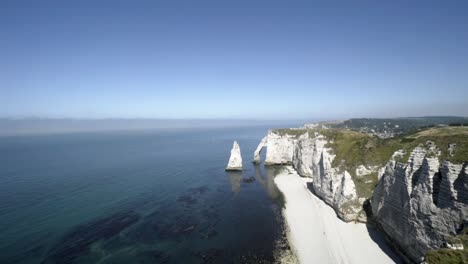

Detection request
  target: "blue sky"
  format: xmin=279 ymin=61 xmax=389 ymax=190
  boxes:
xmin=1 ymin=0 xmax=468 ymax=119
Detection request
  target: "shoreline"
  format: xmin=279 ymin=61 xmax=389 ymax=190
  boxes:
xmin=274 ymin=166 xmax=400 ymax=264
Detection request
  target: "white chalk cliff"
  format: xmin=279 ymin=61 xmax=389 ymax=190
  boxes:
xmin=226 ymin=141 xmax=243 ymax=171
xmin=254 ymin=129 xmax=468 ymax=262
xmin=371 ymin=144 xmax=468 ymax=262
xmin=254 ymin=130 xmax=363 ymax=221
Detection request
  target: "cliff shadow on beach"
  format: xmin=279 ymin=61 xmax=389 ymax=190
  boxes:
xmin=365 ymin=224 xmax=405 ymax=264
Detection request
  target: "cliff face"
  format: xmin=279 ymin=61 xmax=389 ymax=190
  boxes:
xmin=371 ymin=145 xmax=468 ymax=262
xmin=293 ymin=134 xmax=365 ymax=221
xmin=256 ymin=130 xmax=364 ymax=221
xmin=264 ymin=131 xmax=302 ymax=165
xmin=256 ymin=128 xmax=468 ymax=262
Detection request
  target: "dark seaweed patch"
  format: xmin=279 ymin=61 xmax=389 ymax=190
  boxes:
xmin=141 ymin=209 xmax=199 ymax=240
xmin=177 ymin=194 xmax=198 ymax=207
xmin=202 ymin=208 xmax=221 ymax=225
xmin=187 ymin=185 xmax=210 ymax=195
xmin=42 ymin=211 xmax=139 ymax=264
xmin=202 ymin=229 xmax=218 ymax=239
xmin=198 ymin=222 xmax=219 ymax=240
xmin=176 ymin=185 xmax=210 ymax=208
xmin=150 ymin=250 xmax=171 ymax=263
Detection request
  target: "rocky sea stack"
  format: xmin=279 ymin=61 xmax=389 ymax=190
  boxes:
xmin=226 ymin=141 xmax=243 ymax=171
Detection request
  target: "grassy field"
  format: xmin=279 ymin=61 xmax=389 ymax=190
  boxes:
xmin=403 ymin=127 xmax=468 ymax=163
xmin=273 ymin=128 xmax=309 ymax=138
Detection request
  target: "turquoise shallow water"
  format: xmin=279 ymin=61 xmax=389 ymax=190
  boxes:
xmin=0 ymin=125 xmax=295 ymax=264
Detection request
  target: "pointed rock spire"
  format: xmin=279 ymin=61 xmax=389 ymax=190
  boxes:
xmin=226 ymin=141 xmax=243 ymax=171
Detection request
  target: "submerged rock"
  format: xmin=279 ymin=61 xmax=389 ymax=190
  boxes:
xmin=226 ymin=141 xmax=243 ymax=171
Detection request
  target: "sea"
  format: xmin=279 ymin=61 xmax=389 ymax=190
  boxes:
xmin=0 ymin=124 xmax=299 ymax=264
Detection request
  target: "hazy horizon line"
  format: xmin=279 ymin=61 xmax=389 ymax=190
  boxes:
xmin=1 ymin=115 xmax=467 ymax=121
xmin=1 ymin=116 xmax=467 ymax=136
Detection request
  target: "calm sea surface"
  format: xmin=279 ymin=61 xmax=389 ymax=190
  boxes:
xmin=0 ymin=125 xmax=297 ymax=264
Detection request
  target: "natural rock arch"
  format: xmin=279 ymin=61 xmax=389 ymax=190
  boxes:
xmin=253 ymin=136 xmax=267 ymax=164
